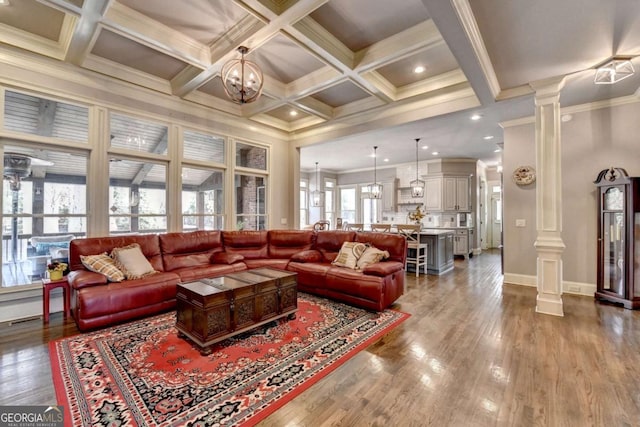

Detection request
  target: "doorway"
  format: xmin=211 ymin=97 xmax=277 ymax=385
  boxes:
xmin=489 ymin=184 xmax=502 ymax=248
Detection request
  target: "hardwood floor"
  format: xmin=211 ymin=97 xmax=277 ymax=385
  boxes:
xmin=1 ymin=250 xmax=639 ymax=426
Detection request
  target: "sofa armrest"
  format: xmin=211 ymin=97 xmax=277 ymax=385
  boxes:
xmin=68 ymin=270 xmax=108 ymax=290
xmin=362 ymin=261 xmax=404 ymax=277
xmin=211 ymin=251 xmax=244 ymax=265
xmin=290 ymin=249 xmax=323 ymax=263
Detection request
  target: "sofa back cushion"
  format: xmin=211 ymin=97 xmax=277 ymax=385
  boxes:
xmin=355 ymin=232 xmax=407 ymax=264
xmin=314 ymin=231 xmax=356 ymax=263
xmin=69 ymin=234 xmax=163 ymax=272
xmin=268 ymin=230 xmax=314 ymax=259
xmin=159 ymin=230 xmax=224 ymax=271
xmin=222 ymin=231 xmax=268 ymax=259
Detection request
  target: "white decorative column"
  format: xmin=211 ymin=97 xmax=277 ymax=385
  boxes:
xmin=530 ymin=77 xmax=566 ymax=316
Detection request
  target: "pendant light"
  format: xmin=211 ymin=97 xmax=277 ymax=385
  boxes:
xmin=366 ymin=146 xmax=383 ymax=199
xmin=221 ymin=46 xmax=264 ymax=104
xmin=311 ymin=162 xmax=324 ymax=207
xmin=410 ymin=138 xmax=425 ymax=198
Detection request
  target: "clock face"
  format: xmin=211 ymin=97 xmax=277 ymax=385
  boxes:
xmin=512 ymin=166 xmax=536 ymax=186
xmin=604 ymin=187 xmax=624 ymax=210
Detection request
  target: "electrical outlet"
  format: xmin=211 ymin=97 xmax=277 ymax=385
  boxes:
xmin=515 ymin=219 xmax=526 ymax=227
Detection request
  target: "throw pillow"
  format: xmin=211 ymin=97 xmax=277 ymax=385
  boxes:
xmin=332 ymin=241 xmax=367 ymax=269
xmin=356 ymin=246 xmax=390 ymax=269
xmin=111 ymin=243 xmax=157 ymax=280
xmin=80 ymin=253 xmax=125 ymax=282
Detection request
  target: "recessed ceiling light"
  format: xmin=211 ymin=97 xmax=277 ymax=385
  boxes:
xmin=0 ymin=0 xmax=10 ymax=6
xmin=432 ymin=151 xmax=439 ymax=156
xmin=421 ymin=145 xmax=429 ymax=150
xmin=289 ymin=110 xmax=298 ymax=116
xmin=483 ymin=135 xmax=494 ymax=140
xmin=494 ymin=149 xmax=501 ymax=153
xmin=471 ymin=114 xmax=482 ymax=121
xmin=383 ymin=158 xmax=389 ymax=162
xmin=414 ymin=66 xmax=425 ymax=74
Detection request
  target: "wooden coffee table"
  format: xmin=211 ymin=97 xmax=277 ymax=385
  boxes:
xmin=175 ymin=268 xmax=298 ymax=355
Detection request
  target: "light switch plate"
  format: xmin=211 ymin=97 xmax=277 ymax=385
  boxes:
xmin=515 ymin=219 xmax=526 ymax=227
xmin=280 ymin=218 xmax=287 ymax=225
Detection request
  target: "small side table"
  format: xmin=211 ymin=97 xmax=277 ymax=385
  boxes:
xmin=42 ymin=277 xmax=70 ymax=323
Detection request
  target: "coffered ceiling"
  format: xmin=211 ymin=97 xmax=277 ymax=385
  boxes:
xmin=1 ymin=0 xmax=639 ymax=172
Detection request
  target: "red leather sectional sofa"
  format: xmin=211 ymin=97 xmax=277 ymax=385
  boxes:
xmin=68 ymin=229 xmax=407 ymax=331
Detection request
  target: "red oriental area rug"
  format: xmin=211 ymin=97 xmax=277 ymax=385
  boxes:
xmin=50 ymin=293 xmax=409 ymax=426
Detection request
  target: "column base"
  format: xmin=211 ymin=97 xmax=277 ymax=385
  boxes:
xmin=535 ymin=294 xmax=564 ymax=317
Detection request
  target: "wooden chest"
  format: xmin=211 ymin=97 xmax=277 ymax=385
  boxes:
xmin=176 ymin=268 xmax=297 ymax=354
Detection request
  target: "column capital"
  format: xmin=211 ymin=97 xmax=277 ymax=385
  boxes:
xmin=530 ymin=75 xmax=567 ymax=103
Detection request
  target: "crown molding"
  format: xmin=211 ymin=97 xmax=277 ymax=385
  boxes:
xmin=396 ymin=68 xmax=467 ymax=100
xmin=83 ymin=54 xmax=173 ymax=95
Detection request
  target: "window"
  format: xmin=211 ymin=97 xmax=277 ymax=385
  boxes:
xmin=236 ymin=142 xmax=267 ymax=170
xmin=183 ymin=130 xmax=225 ymax=163
xmin=324 ymin=179 xmax=335 ymax=229
xmin=110 ymin=113 xmax=168 ymax=155
xmin=339 ymin=187 xmax=356 ymax=224
xmin=182 ymin=167 xmax=224 ymax=230
xmin=109 ymin=159 xmax=166 ymax=234
xmin=235 ymin=174 xmax=267 ymax=230
xmin=4 ymin=90 xmax=89 ymax=143
xmin=1 ymin=146 xmax=88 ymax=287
xmin=300 ymin=179 xmax=308 ymax=229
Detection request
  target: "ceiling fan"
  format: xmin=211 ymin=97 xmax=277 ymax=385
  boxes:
xmin=3 ymin=152 xmax=54 ymax=191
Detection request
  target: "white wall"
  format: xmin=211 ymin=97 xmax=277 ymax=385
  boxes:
xmin=503 ymin=99 xmax=640 ymax=293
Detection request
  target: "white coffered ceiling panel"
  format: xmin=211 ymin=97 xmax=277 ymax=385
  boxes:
xmin=1 ymin=0 xmax=639 ymax=171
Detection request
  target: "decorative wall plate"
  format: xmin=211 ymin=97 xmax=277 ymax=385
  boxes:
xmin=512 ymin=166 xmax=536 ymax=186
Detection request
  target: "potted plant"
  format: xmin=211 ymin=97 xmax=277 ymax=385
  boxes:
xmin=47 ymin=261 xmax=67 ymax=281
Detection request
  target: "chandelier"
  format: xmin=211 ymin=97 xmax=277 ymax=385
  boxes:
xmin=366 ymin=146 xmax=383 ymax=199
xmin=311 ymin=162 xmax=324 ymax=207
xmin=221 ymin=46 xmax=264 ymax=104
xmin=410 ymin=138 xmax=425 ymax=198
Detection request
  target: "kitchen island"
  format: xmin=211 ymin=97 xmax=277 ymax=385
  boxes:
xmin=420 ymin=229 xmax=455 ymax=275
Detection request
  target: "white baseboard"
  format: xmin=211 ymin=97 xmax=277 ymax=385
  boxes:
xmin=503 ymin=273 xmax=596 ymax=296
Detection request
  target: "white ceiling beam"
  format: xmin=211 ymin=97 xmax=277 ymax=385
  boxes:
xmin=354 ymin=20 xmax=444 ymax=73
xmin=64 ymin=0 xmax=111 ymax=65
xmin=450 ymin=0 xmax=501 ymax=99
xmin=291 ymin=96 xmax=333 ymax=120
xmin=103 ymin=1 xmax=212 ymax=67
xmin=0 ymin=23 xmax=65 ymax=60
xmin=171 ymin=0 xmax=328 ymax=98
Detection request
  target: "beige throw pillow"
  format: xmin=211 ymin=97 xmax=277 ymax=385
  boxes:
xmin=111 ymin=243 xmax=157 ymax=280
xmin=332 ymin=241 xmax=367 ymax=269
xmin=81 ymin=253 xmax=125 ymax=282
xmin=356 ymin=246 xmax=390 ymax=269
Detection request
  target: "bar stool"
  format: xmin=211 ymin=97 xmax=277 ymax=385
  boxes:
xmin=397 ymin=224 xmax=427 ymax=277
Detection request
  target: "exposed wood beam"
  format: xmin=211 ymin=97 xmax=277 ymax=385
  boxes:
xmin=36 ymin=99 xmax=58 ymax=137
xmin=132 ymin=129 xmax=168 ymax=185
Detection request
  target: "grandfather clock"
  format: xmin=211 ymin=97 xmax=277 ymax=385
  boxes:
xmin=594 ymin=167 xmax=640 ymax=309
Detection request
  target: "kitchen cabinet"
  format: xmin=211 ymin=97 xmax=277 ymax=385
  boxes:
xmin=424 ymin=175 xmax=470 ymax=212
xmin=424 ymin=177 xmax=442 ymax=211
xmin=382 ymin=178 xmax=398 ymax=211
xmin=420 ymin=230 xmax=454 ymax=275
xmin=450 ymin=228 xmax=474 ymax=258
xmin=443 ymin=177 xmax=470 ymax=211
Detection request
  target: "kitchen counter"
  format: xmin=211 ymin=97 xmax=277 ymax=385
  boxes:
xmin=390 ymin=228 xmax=454 ymax=275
